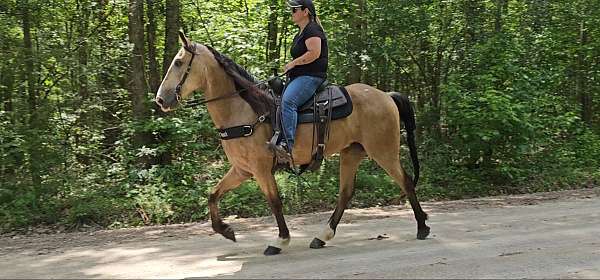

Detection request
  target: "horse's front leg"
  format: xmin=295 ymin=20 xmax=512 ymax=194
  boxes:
xmin=208 ymin=167 xmax=251 ymax=242
xmin=254 ymin=172 xmax=290 ymax=256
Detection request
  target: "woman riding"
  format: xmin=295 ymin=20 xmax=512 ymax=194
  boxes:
xmin=276 ymin=0 xmax=329 ymax=164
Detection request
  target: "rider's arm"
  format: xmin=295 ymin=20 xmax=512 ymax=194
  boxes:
xmin=285 ymin=37 xmax=321 ymax=71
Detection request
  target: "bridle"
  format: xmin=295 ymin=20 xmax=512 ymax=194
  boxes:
xmin=173 ymin=44 xmax=286 ymax=108
xmin=173 ymin=45 xmax=198 ymax=103
xmin=173 ymin=45 xmax=241 ymax=106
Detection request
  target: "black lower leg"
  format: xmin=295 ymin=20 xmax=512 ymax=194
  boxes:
xmin=310 ymin=194 xmax=352 ymax=249
xmin=272 ymin=200 xmax=290 ymax=240
xmin=328 ymin=206 xmax=345 ymax=233
xmin=407 ymin=191 xmax=429 ymax=240
xmin=402 ymin=172 xmax=429 ymax=239
xmin=264 ymin=196 xmax=290 ymax=256
xmin=310 ymin=145 xmax=362 ymax=249
xmin=209 ymin=194 xmax=236 ymax=242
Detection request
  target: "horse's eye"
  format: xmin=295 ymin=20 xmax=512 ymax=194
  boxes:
xmin=174 ymin=60 xmax=182 ymax=67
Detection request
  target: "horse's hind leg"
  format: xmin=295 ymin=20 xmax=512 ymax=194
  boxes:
xmin=371 ymin=154 xmax=430 ymax=240
xmin=310 ymin=143 xmax=366 ymax=249
xmin=208 ymin=167 xmax=251 ymax=242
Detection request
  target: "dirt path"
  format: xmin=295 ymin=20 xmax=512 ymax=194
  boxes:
xmin=1 ymin=188 xmax=599 ymax=279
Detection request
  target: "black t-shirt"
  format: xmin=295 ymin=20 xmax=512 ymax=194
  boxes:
xmin=289 ymin=21 xmax=328 ymax=80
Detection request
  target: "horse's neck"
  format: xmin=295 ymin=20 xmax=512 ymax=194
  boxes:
xmin=204 ymin=71 xmax=256 ymax=129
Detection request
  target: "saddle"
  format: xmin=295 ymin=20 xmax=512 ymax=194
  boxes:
xmin=267 ymin=77 xmax=353 ymax=173
xmin=297 ymin=82 xmax=353 ymax=123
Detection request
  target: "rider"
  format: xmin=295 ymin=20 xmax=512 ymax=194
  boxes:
xmin=277 ymin=0 xmax=329 ymax=163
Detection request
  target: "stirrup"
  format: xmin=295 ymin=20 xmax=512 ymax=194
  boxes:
xmin=266 ymin=142 xmax=293 ymax=164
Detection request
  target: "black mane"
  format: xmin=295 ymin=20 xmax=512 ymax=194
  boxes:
xmin=204 ymin=45 xmax=274 ymax=115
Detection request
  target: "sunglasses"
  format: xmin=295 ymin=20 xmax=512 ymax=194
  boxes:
xmin=290 ymin=7 xmax=303 ymax=13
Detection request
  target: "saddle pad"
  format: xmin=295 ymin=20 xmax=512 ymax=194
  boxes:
xmin=297 ymin=86 xmax=353 ymax=124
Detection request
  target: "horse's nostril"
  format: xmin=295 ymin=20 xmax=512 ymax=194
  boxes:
xmin=156 ymin=96 xmax=164 ymax=106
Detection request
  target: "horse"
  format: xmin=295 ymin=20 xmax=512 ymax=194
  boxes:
xmin=155 ymin=31 xmax=430 ymax=255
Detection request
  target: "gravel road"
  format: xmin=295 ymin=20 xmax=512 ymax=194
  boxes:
xmin=1 ymin=187 xmax=599 ymax=279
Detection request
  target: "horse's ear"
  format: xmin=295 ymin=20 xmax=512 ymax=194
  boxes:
xmin=178 ymin=30 xmax=191 ymax=48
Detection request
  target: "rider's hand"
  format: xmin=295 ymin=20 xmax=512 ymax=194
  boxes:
xmin=283 ymin=61 xmax=296 ymax=73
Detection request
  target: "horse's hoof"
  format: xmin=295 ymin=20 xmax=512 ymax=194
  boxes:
xmin=221 ymin=224 xmax=236 ymax=242
xmin=417 ymin=225 xmax=430 ymax=240
xmin=309 ymin=238 xmax=326 ymax=249
xmin=264 ymin=246 xmax=282 ymax=256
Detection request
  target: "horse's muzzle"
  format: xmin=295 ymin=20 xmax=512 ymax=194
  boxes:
xmin=155 ymin=96 xmax=169 ymax=111
xmin=155 ymin=94 xmax=177 ymax=112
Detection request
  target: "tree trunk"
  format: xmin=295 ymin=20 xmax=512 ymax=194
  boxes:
xmin=77 ymin=0 xmax=90 ymax=101
xmin=462 ymin=0 xmax=484 ymax=70
xmin=128 ymin=0 xmax=152 ymax=157
xmin=21 ymin=0 xmax=43 ymax=196
xmin=279 ymin=15 xmax=289 ymax=64
xmin=22 ymin=3 xmax=36 ymax=112
xmin=346 ymin=0 xmax=366 ymax=83
xmin=429 ymin=49 xmax=442 ymax=139
xmin=96 ymin=0 xmax=120 ymax=153
xmin=144 ymin=0 xmax=173 ymax=165
xmin=464 ymin=0 xmax=480 ymax=49
xmin=494 ymin=0 xmax=507 ymax=33
xmin=577 ymin=21 xmax=592 ymax=126
xmin=163 ymin=0 xmax=180 ymax=75
xmin=529 ymin=0 xmax=550 ymax=34
xmin=0 ymin=45 xmax=16 ymax=184
xmin=145 ymin=0 xmax=161 ymax=93
xmin=266 ymin=0 xmax=279 ymax=68
xmin=74 ymin=0 xmax=91 ymax=163
xmin=1 ymin=64 xmax=14 ymax=113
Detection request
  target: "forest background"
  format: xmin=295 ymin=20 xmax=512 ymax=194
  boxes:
xmin=1 ymin=0 xmax=599 ymax=231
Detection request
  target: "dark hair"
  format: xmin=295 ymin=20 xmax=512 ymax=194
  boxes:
xmin=204 ymin=45 xmax=274 ymax=115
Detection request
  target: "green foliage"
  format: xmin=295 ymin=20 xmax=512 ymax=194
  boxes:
xmin=444 ymin=41 xmax=538 ymax=171
xmin=1 ymin=0 xmax=599 ymax=232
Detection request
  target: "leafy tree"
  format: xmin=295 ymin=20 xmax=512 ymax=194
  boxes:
xmin=0 ymin=0 xmax=598 ymax=231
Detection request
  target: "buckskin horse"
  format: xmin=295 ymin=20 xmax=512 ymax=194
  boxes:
xmin=154 ymin=32 xmax=430 ymax=255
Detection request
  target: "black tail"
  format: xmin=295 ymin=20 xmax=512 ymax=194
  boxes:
xmin=389 ymin=92 xmax=420 ymax=186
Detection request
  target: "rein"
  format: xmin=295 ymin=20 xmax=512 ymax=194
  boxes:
xmin=183 ymin=76 xmax=286 ymax=108
xmin=183 ymin=89 xmax=242 ymax=108
xmin=177 ymin=44 xmax=288 ymax=109
xmin=184 ymin=74 xmax=285 ymax=109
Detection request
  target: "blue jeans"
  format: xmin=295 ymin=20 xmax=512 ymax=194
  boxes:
xmin=281 ymin=75 xmax=325 ymax=150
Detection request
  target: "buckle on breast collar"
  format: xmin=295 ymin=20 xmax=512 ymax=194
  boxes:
xmin=243 ymin=125 xmax=254 ymax=137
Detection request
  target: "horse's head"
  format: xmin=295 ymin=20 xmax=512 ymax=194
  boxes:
xmin=155 ymin=31 xmax=210 ymax=112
